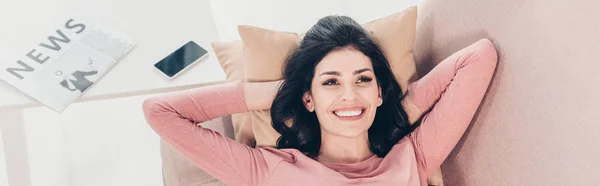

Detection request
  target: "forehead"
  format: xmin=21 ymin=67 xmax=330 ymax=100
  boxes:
xmin=314 ymin=47 xmax=373 ymax=74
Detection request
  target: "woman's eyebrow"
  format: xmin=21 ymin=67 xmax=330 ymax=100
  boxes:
xmin=319 ymin=71 xmax=340 ymax=76
xmin=353 ymin=68 xmax=372 ymax=75
xmin=319 ymin=68 xmax=372 ymax=76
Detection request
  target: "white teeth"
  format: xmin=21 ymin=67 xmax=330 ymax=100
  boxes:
xmin=334 ymin=110 xmax=363 ymax=117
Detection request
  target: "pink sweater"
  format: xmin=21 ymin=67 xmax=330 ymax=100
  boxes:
xmin=142 ymin=39 xmax=497 ymax=186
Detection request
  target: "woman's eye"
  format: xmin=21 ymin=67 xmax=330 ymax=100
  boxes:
xmin=357 ymin=76 xmax=373 ymax=83
xmin=322 ymin=79 xmax=338 ymax=86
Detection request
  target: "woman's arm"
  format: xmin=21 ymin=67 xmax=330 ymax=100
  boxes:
xmin=244 ymin=80 xmax=284 ymax=111
xmin=142 ymin=80 xmax=280 ymax=185
xmin=406 ymin=39 xmax=498 ymax=176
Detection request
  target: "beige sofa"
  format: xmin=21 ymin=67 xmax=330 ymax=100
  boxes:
xmin=160 ymin=0 xmax=600 ymax=185
xmin=414 ymin=0 xmax=600 ymax=185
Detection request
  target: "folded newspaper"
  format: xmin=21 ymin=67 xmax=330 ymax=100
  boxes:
xmin=0 ymin=19 xmax=135 ymax=112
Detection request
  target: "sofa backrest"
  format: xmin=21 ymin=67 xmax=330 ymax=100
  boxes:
xmin=414 ymin=0 xmax=600 ymax=185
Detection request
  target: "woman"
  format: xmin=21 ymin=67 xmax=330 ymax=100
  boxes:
xmin=143 ymin=15 xmax=497 ymax=185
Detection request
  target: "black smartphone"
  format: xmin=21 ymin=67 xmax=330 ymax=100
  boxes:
xmin=154 ymin=41 xmax=208 ymax=79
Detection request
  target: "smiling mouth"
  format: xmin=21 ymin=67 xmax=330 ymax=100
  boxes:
xmin=331 ymin=108 xmax=366 ymax=121
xmin=333 ymin=109 xmax=364 ymax=117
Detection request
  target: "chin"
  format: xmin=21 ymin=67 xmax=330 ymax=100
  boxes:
xmin=324 ymin=125 xmax=370 ymax=138
xmin=340 ymin=131 xmax=367 ymax=138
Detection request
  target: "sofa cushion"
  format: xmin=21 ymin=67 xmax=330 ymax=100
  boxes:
xmin=212 ymin=41 xmax=256 ymax=147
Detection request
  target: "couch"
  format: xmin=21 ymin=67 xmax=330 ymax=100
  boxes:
xmin=160 ymin=0 xmax=600 ymax=185
xmin=414 ymin=0 xmax=600 ymax=185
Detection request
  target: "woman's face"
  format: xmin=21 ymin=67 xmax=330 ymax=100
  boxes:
xmin=303 ymin=47 xmax=382 ymax=138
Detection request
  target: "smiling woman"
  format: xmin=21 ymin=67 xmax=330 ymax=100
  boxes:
xmin=142 ymin=15 xmax=498 ymax=186
xmin=271 ymin=15 xmax=413 ymax=161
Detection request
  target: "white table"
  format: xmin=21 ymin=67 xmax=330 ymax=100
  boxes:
xmin=0 ymin=0 xmax=226 ymax=110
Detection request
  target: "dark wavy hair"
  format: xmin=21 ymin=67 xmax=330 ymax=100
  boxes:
xmin=270 ymin=15 xmax=418 ymax=158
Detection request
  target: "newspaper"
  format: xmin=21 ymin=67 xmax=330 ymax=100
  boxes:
xmin=0 ymin=19 xmax=135 ymax=112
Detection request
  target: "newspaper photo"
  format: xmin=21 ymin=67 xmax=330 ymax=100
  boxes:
xmin=0 ymin=19 xmax=135 ymax=112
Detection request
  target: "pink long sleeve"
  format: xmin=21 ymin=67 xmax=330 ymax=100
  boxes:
xmin=142 ymin=81 xmax=274 ymax=186
xmin=407 ymin=39 xmax=498 ymax=177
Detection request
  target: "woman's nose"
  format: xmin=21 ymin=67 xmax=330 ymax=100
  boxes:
xmin=340 ymin=84 xmax=358 ymax=101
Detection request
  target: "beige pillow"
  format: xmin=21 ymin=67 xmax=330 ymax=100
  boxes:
xmin=239 ymin=6 xmax=419 ymax=147
xmin=211 ymin=41 xmax=256 ymax=147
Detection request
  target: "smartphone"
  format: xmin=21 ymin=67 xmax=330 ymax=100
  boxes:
xmin=154 ymin=41 xmax=208 ymax=79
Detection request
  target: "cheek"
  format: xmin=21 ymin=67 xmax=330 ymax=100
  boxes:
xmin=359 ymin=85 xmax=381 ymax=105
xmin=311 ymin=88 xmax=336 ymax=110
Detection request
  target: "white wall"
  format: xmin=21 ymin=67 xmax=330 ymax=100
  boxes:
xmin=209 ymin=0 xmax=419 ymax=41
xmin=0 ymin=131 xmax=9 ymax=186
xmin=22 ymin=109 xmax=65 ymax=186
xmin=209 ymin=0 xmax=345 ymax=41
xmin=22 ymin=94 xmax=162 ymax=186
xmin=342 ymin=0 xmax=420 ymax=23
xmin=0 ymin=110 xmax=32 ymax=186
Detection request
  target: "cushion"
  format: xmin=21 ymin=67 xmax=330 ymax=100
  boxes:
xmin=414 ymin=0 xmax=600 ymax=185
xmin=211 ymin=41 xmax=256 ymax=147
xmin=238 ymin=6 xmax=418 ymax=147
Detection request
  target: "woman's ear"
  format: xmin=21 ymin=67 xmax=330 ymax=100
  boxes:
xmin=377 ymin=87 xmax=383 ymax=107
xmin=303 ymin=92 xmax=315 ymax=112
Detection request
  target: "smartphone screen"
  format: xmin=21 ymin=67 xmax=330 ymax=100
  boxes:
xmin=154 ymin=41 xmax=208 ymax=78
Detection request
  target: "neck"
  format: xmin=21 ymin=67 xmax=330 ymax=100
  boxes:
xmin=317 ymin=131 xmax=374 ymax=164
